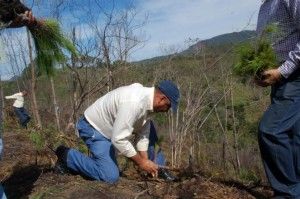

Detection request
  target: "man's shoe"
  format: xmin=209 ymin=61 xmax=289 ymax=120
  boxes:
xmin=54 ymin=162 xmax=71 ymax=175
xmin=55 ymin=145 xmax=69 ymax=162
xmin=54 ymin=145 xmax=71 ymax=175
xmin=158 ymin=168 xmax=178 ymax=182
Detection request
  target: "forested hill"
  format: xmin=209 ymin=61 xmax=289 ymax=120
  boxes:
xmin=138 ymin=30 xmax=256 ymax=63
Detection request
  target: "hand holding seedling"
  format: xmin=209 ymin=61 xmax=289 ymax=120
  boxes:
xmin=254 ymin=68 xmax=282 ymax=87
xmin=9 ymin=11 xmax=40 ymax=28
xmin=233 ymin=24 xmax=280 ymax=82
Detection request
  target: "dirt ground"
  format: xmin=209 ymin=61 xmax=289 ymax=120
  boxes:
xmin=0 ymin=130 xmax=273 ymax=199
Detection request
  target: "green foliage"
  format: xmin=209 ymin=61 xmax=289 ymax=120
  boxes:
xmin=233 ymin=24 xmax=278 ymax=78
xmin=233 ymin=40 xmax=277 ymax=78
xmin=264 ymin=23 xmax=280 ymax=35
xmin=31 ymin=192 xmax=45 ymax=199
xmin=238 ymin=167 xmax=260 ymax=183
xmin=157 ymin=135 xmax=164 ymax=146
xmin=153 ymin=113 xmax=168 ymax=125
xmin=29 ymin=19 xmax=78 ymax=76
xmin=29 ymin=131 xmax=45 ymax=151
xmin=78 ymin=140 xmax=88 ymax=154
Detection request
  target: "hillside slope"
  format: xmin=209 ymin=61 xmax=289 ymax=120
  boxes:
xmin=0 ymin=129 xmax=272 ymax=199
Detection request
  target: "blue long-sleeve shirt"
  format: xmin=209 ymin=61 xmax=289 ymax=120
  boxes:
xmin=257 ymin=0 xmax=300 ymax=78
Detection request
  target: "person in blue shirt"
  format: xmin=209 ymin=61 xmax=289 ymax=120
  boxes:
xmin=255 ymin=0 xmax=300 ymax=197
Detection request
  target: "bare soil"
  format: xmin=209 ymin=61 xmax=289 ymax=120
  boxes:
xmin=0 ymin=130 xmax=273 ymax=199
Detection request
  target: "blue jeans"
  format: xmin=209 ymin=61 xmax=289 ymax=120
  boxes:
xmin=14 ymin=107 xmax=30 ymax=128
xmin=0 ymin=185 xmax=6 ymax=199
xmin=147 ymin=120 xmax=165 ymax=166
xmin=67 ymin=117 xmax=166 ymax=183
xmin=259 ymin=73 xmax=300 ymax=198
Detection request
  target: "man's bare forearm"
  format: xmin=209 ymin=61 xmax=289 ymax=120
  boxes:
xmin=130 ymin=153 xmax=145 ymax=166
xmin=138 ymin=151 xmax=148 ymax=160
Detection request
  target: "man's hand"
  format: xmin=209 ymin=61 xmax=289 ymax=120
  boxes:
xmin=137 ymin=159 xmax=158 ymax=177
xmin=9 ymin=11 xmax=39 ymax=28
xmin=130 ymin=153 xmax=158 ymax=177
xmin=254 ymin=68 xmax=282 ymax=87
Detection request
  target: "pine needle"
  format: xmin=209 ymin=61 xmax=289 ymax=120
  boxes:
xmin=233 ymin=40 xmax=277 ymax=78
xmin=233 ymin=24 xmax=279 ymax=79
xmin=29 ymin=19 xmax=77 ymax=76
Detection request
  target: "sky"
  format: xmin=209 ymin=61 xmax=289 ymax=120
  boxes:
xmin=0 ymin=0 xmax=261 ymax=80
xmin=133 ymin=0 xmax=261 ymax=60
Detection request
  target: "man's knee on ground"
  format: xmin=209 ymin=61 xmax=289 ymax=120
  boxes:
xmin=92 ymin=164 xmax=120 ymax=183
xmin=105 ymin=172 xmax=119 ymax=184
xmin=95 ymin=169 xmax=119 ymax=184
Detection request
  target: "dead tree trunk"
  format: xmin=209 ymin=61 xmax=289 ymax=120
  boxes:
xmin=65 ymin=27 xmax=78 ymax=132
xmin=50 ymin=77 xmax=61 ymax=131
xmin=0 ymin=76 xmax=4 ymax=122
xmin=27 ymin=29 xmax=42 ymax=128
xmin=230 ymin=78 xmax=241 ymax=173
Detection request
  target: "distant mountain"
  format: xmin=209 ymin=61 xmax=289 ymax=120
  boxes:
xmin=181 ymin=30 xmax=256 ymax=55
xmin=136 ymin=30 xmax=256 ymax=64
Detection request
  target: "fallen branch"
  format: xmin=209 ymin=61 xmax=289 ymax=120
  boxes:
xmin=134 ymin=189 xmax=149 ymax=199
xmin=158 ymin=165 xmax=181 ymax=172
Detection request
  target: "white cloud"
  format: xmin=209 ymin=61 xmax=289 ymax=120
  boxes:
xmin=131 ymin=0 xmax=261 ymax=61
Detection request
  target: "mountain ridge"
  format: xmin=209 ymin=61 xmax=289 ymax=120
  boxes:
xmin=136 ymin=30 xmax=256 ymax=64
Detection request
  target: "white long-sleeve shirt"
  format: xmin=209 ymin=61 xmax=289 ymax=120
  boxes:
xmin=84 ymin=83 xmax=154 ymax=158
xmin=5 ymin=92 xmax=24 ymax=108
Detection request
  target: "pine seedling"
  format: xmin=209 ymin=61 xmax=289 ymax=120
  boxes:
xmin=29 ymin=19 xmax=78 ymax=76
xmin=233 ymin=24 xmax=278 ymax=79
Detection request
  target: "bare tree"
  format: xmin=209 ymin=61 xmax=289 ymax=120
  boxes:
xmin=46 ymin=0 xmax=70 ymax=131
xmin=65 ymin=26 xmax=107 ymax=131
xmin=64 ymin=0 xmax=147 ymax=130
xmin=26 ymin=29 xmax=42 ymax=128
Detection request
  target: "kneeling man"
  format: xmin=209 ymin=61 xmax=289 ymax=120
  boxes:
xmin=56 ymin=80 xmax=179 ymax=183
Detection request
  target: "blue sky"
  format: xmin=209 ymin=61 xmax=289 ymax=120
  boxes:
xmin=0 ymin=0 xmax=261 ymax=80
xmin=133 ymin=0 xmax=260 ymax=60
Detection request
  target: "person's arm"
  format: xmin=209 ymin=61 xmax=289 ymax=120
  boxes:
xmin=136 ymin=120 xmax=150 ymax=156
xmin=5 ymin=93 xmax=18 ymax=100
xmin=138 ymin=151 xmax=148 ymax=159
xmin=111 ymin=102 xmax=140 ymax=158
xmin=111 ymin=103 xmax=158 ymax=175
xmin=255 ymin=0 xmax=300 ymax=86
xmin=277 ymin=0 xmax=300 ymax=78
xmin=9 ymin=10 xmax=39 ymax=28
xmin=130 ymin=153 xmax=158 ymax=177
xmin=134 ymin=120 xmax=151 ymax=160
xmin=0 ymin=0 xmax=40 ymax=28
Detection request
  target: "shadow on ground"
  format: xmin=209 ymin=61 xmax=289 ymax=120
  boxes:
xmin=3 ymin=165 xmax=48 ymax=199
